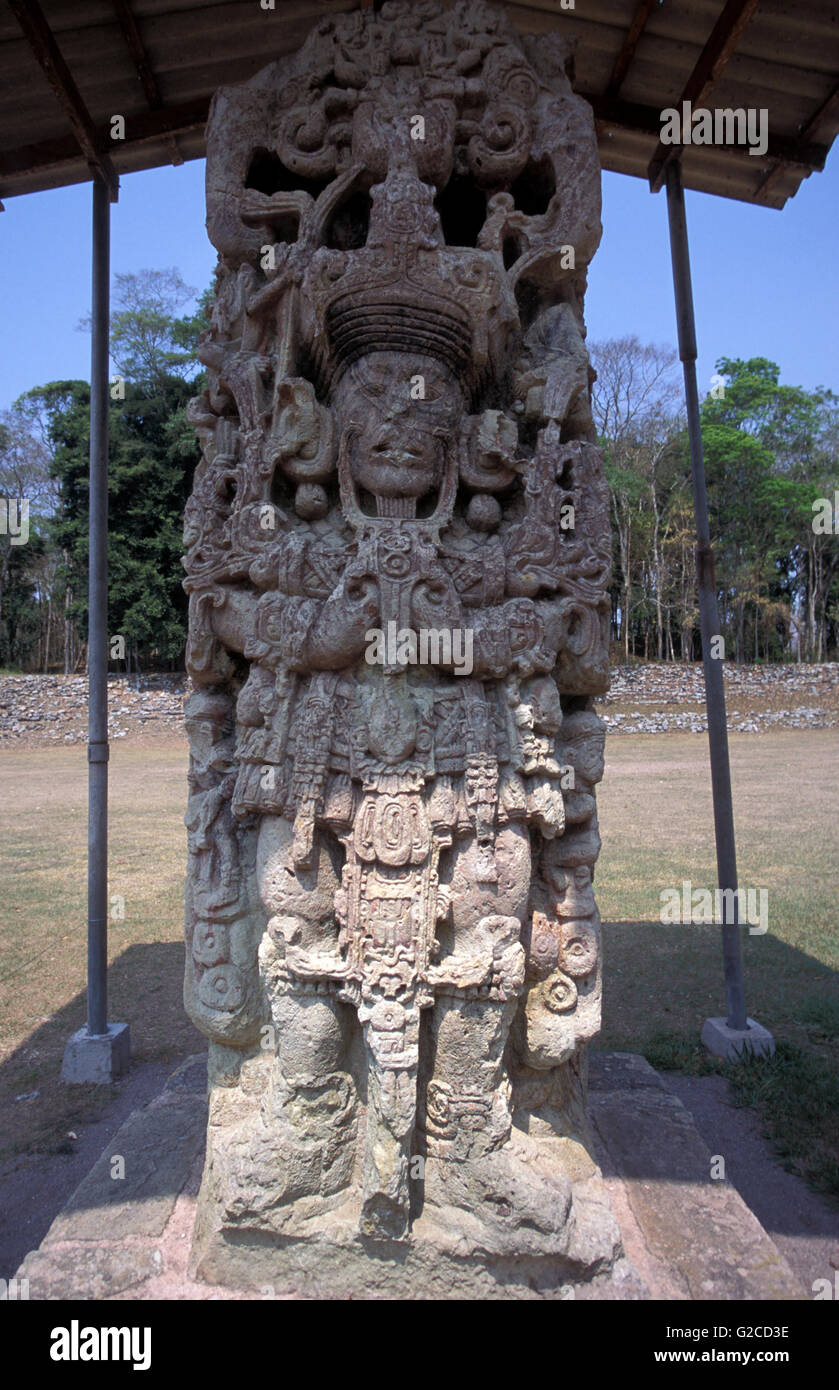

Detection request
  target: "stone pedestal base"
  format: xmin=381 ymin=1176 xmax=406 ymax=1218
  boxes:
xmin=190 ymin=1128 xmax=623 ymax=1299
xmin=14 ymin=1053 xmax=805 ymax=1302
xmin=61 ymin=1022 xmax=131 ymax=1084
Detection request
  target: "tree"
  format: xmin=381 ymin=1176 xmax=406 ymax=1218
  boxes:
xmin=590 ymin=336 xmax=686 ymax=660
xmin=18 ymin=266 xmax=210 ymax=672
xmin=79 ymin=267 xmax=207 ymax=394
xmin=0 ymin=404 xmax=61 ymax=669
xmin=701 ymin=359 xmax=839 ymax=662
xmin=22 ymin=372 xmax=201 ymax=672
xmin=590 ymin=345 xmax=839 ymax=666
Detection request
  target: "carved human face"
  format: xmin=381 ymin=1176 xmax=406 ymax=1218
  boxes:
xmin=571 ymin=733 xmax=605 ymax=785
xmin=334 ymin=353 xmax=462 ymax=501
xmin=564 ymin=717 xmax=606 ymax=785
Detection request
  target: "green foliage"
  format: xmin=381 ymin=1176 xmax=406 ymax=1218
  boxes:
xmin=701 ymin=358 xmax=839 ymax=662
xmin=593 ymin=343 xmax=839 ymax=662
xmin=0 ymin=405 xmax=58 ymax=669
xmin=726 ymin=1042 xmax=839 ymax=1197
xmin=27 ymin=376 xmax=200 ymax=664
xmin=641 ymin=1029 xmax=722 ymax=1075
xmin=797 ymin=995 xmax=839 ymax=1041
xmin=16 ymin=267 xmax=209 ymax=670
xmin=0 ymin=532 xmax=42 ymax=667
xmin=97 ymin=268 xmax=206 ymax=391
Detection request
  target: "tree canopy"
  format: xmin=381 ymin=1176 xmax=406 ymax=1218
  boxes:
xmin=591 ymin=343 xmax=838 ymax=663
xmin=5 ymin=269 xmax=208 ymax=672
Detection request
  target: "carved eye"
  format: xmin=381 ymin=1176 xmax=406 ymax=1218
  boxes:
xmin=381 ymin=553 xmax=411 ymax=579
xmin=412 ymin=370 xmax=445 ymax=403
xmin=354 ymin=360 xmax=387 ymax=397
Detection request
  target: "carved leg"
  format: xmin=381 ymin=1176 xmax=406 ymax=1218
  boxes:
xmin=348 ymin=849 xmax=436 ymax=1242
xmin=425 ymin=991 xmax=521 ymax=1161
xmin=359 ymin=1042 xmax=418 ymax=1240
xmin=255 ymin=815 xmax=358 ymax=1205
xmin=518 ymin=818 xmax=603 ymax=1071
xmin=420 ymin=823 xmax=589 ymax=1254
xmin=424 ymin=823 xmax=529 ymax=1160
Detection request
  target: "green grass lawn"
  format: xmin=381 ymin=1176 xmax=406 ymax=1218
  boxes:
xmin=0 ymin=728 xmax=837 ymax=1197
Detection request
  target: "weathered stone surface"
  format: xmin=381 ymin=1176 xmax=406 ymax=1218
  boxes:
xmin=61 ymin=1022 xmax=131 ymax=1084
xmin=183 ymin=0 xmax=616 ymax=1288
xmin=43 ymin=1092 xmax=206 ymax=1243
xmin=17 ymin=1245 xmax=163 ymax=1301
xmin=589 ymin=1053 xmax=804 ymax=1301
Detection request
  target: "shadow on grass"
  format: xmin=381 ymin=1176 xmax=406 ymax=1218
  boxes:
xmin=0 ymin=941 xmax=205 ymax=1280
xmin=601 ymin=920 xmax=839 ymax=1200
xmin=0 ymin=940 xmax=203 ymax=1160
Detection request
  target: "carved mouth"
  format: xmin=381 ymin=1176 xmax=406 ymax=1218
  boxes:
xmin=371 ymin=435 xmax=425 ymax=469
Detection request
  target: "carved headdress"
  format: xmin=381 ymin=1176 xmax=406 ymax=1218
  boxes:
xmin=300 ymin=165 xmax=518 ymax=396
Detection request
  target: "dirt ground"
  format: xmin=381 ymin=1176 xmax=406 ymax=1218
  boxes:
xmin=1 ymin=720 xmax=837 ymax=1288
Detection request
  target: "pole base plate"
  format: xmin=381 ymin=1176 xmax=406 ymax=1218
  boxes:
xmin=701 ymin=1016 xmax=775 ymax=1061
xmin=61 ymin=1022 xmax=131 ymax=1084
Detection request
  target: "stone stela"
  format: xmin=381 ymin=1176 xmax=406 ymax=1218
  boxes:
xmin=182 ymin=0 xmax=617 ymax=1294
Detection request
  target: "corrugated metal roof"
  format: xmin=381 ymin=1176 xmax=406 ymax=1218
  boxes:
xmin=0 ymin=0 xmax=836 ymax=206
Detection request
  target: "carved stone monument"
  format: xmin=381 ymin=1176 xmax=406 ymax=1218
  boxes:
xmin=183 ymin=0 xmax=618 ymax=1296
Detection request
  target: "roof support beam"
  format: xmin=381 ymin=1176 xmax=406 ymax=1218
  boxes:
xmin=604 ymin=0 xmax=658 ymax=99
xmin=109 ymin=0 xmax=183 ymax=166
xmin=755 ymin=78 xmax=839 ymax=203
xmin=647 ymin=0 xmax=761 ymax=192
xmin=0 ymin=97 xmax=211 ymax=189
xmin=588 ymin=94 xmax=828 ymax=172
xmin=109 ymin=0 xmax=162 ymax=108
xmin=7 ymin=0 xmax=119 ymax=199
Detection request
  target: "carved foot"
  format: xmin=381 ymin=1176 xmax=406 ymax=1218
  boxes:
xmin=422 ymin=1130 xmax=576 ymax=1259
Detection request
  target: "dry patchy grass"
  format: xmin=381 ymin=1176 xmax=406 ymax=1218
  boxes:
xmin=596 ymin=729 xmax=839 ymax=1195
xmin=0 ymin=737 xmax=199 ymax=1156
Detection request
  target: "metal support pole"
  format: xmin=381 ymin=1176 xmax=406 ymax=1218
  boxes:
xmin=62 ymin=173 xmax=130 ymax=1082
xmin=87 ymin=172 xmax=110 ymax=1038
xmin=663 ymin=160 xmax=749 ymax=1035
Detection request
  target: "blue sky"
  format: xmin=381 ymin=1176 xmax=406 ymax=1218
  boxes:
xmin=1 ymin=147 xmax=837 ymax=413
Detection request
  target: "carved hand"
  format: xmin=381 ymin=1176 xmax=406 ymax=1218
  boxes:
xmin=307 ymin=564 xmax=380 ymax=668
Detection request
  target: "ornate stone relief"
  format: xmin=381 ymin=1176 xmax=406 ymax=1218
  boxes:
xmin=183 ymin=0 xmax=617 ymax=1291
